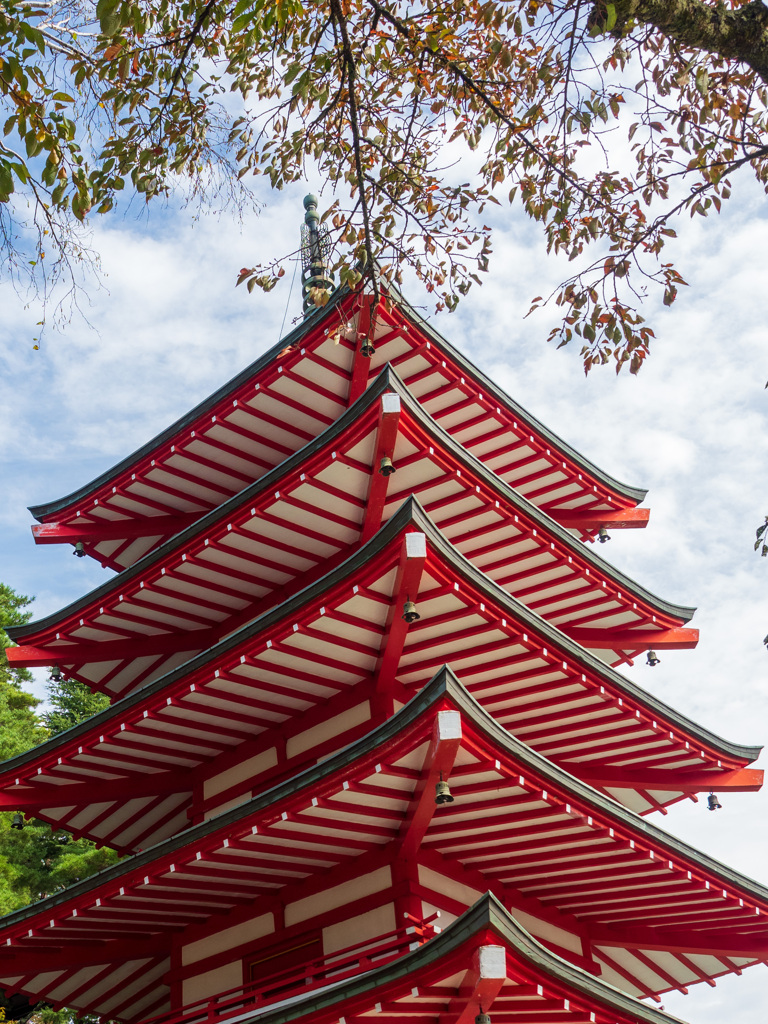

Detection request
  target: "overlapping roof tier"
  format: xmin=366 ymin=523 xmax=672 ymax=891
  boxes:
xmin=1 ymin=670 xmax=766 ymax=1024
xmin=0 ymin=503 xmax=759 ymax=850
xmin=146 ymin=894 xmax=693 ymax=1024
xmin=7 ymin=368 xmax=695 ymax=695
xmin=110 ymin=897 xmax=699 ymax=1024
xmin=27 ymin=286 xmax=649 ymax=571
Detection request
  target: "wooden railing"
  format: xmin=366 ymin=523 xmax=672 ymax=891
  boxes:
xmin=145 ymin=913 xmax=441 ymax=1024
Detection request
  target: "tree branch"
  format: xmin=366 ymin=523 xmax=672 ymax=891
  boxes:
xmin=612 ymin=0 xmax=768 ymax=84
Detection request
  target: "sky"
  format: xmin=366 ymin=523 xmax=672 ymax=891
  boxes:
xmin=1 ymin=169 xmax=767 ymax=1023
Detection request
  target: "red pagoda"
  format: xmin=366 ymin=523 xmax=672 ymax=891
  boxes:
xmin=2 ymin=197 xmax=767 ymax=1024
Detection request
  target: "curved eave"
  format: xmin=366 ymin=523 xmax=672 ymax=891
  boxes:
xmin=10 ymin=364 xmax=387 ymax=643
xmin=228 ymin=893 xmax=688 ymax=1024
xmin=389 ymin=374 xmax=692 ymax=624
xmin=27 ymin=288 xmax=355 ymax=523
xmin=383 ymin=279 xmax=647 ymax=506
xmin=1 ymin=497 xmax=759 ymax=784
xmin=447 ymin=667 xmax=767 ymax=895
xmin=0 ymin=668 xmax=455 ymax=930
xmin=2 ymin=666 xmax=768 ymax=934
xmin=29 ymin=275 xmax=647 ymax=533
xmin=7 ymin=364 xmax=692 ymax=651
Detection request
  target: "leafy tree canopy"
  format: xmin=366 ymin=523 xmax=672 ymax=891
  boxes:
xmin=1 ymin=0 xmax=767 ymax=364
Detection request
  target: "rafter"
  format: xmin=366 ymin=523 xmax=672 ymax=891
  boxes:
xmin=361 ymin=392 xmax=402 ymax=544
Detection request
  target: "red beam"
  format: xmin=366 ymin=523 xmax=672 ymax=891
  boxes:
xmin=348 ymin=295 xmax=376 ymax=406
xmin=561 ymin=627 xmax=698 ymax=651
xmin=438 ymin=945 xmax=506 ymax=1024
xmin=6 ymin=631 xmax=211 ymax=668
xmin=551 ymin=509 xmax=651 ymax=531
xmin=373 ymin=531 xmax=427 ymax=709
xmin=361 ymin=393 xmax=402 ymax=544
xmin=0 ymin=934 xmax=171 ymax=974
xmin=568 ymin=766 xmax=763 ymax=793
xmin=31 ymin=515 xmax=202 ymax=545
xmin=0 ymin=771 xmax=193 ymax=811
xmin=401 ymin=710 xmax=462 ymax=859
xmin=589 ymin=923 xmax=768 ymax=959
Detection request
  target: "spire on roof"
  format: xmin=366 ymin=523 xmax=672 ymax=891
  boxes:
xmin=300 ymin=193 xmax=334 ymax=316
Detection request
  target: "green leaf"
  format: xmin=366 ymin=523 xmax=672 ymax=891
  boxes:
xmin=0 ymin=163 xmax=15 ymax=197
xmin=605 ymin=4 xmax=617 ymax=31
xmin=96 ymin=0 xmax=122 ymax=37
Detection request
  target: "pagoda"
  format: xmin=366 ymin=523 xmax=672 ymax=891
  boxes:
xmin=2 ymin=197 xmax=767 ymax=1024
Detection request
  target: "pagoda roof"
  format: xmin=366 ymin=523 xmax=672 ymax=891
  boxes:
xmin=28 ymin=284 xmax=647 ymax=569
xmin=0 ymin=669 xmax=766 ymax=1021
xmin=7 ymin=368 xmax=692 ymax=692
xmin=0 ymin=502 xmax=758 ymax=848
xmin=145 ymin=895 xmax=690 ymax=1024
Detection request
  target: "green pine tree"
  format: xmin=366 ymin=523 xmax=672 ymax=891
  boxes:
xmin=1 ymin=584 xmax=117 ymax=1023
xmin=43 ymin=677 xmax=110 ymax=737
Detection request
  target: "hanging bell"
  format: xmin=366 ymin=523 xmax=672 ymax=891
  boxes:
xmin=11 ymin=813 xmax=24 ymax=830
xmin=435 ymin=775 xmax=454 ymax=805
xmin=707 ymin=793 xmax=722 ymax=811
xmin=379 ymin=456 xmax=396 ymax=477
xmin=73 ymin=541 xmax=85 ymax=557
xmin=475 ymin=1014 xmax=491 ymax=1024
xmin=50 ymin=666 xmax=62 ymax=683
xmin=402 ymin=600 xmax=420 ymax=624
xmin=598 ymin=526 xmax=610 ymax=544
xmin=360 ymin=338 xmax=376 ymax=358
xmin=646 ymin=650 xmax=660 ymax=667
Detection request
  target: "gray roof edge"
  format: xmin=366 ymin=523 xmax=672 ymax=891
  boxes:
xmin=0 ymin=499 xmax=426 ymax=778
xmin=0 ymin=662 xmax=453 ymax=929
xmin=401 ymin=504 xmax=760 ymax=765
xmin=438 ymin=672 xmax=768 ymax=902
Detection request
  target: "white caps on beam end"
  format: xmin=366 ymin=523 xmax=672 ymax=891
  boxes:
xmin=382 ymin=393 xmax=401 ymax=415
xmin=436 ymin=710 xmax=462 ymax=742
xmin=475 ymin=944 xmax=506 ymax=979
xmin=406 ymin=532 xmax=427 ymax=559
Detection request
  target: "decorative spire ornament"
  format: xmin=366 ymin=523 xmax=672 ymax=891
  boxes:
xmin=301 ymin=194 xmax=334 ymax=316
